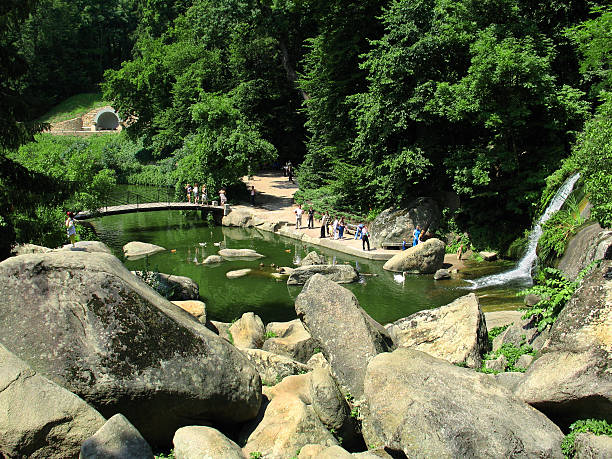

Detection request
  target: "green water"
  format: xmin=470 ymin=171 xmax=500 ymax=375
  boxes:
xmin=91 ymin=210 xmax=522 ymax=324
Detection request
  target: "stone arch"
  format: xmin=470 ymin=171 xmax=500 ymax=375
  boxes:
xmin=93 ymin=108 xmax=120 ymax=130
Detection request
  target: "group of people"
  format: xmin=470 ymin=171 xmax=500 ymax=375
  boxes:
xmin=184 ymin=184 xmax=227 ymax=206
xmin=402 ymin=225 xmax=426 ymax=250
xmin=293 ymin=205 xmax=371 ymax=251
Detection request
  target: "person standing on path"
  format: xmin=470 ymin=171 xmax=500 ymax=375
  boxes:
xmin=320 ymin=212 xmax=328 ymax=238
xmin=250 ymin=186 xmax=256 ymax=206
xmin=201 ymin=184 xmax=208 ymax=205
xmin=219 ymin=188 xmax=227 ymax=205
xmin=288 ymin=166 xmax=294 ymax=183
xmin=338 ymin=217 xmax=345 ymax=239
xmin=332 ymin=217 xmax=339 ymax=239
xmin=362 ymin=226 xmax=370 ymax=251
xmin=294 ymin=204 xmax=303 ymax=229
xmin=307 ymin=207 xmax=315 ymax=229
xmin=185 ymin=183 xmax=192 ymax=203
xmin=412 ymin=225 xmax=421 ymax=247
xmin=193 ymin=183 xmax=199 ymax=204
xmin=65 ymin=211 xmax=77 ymax=247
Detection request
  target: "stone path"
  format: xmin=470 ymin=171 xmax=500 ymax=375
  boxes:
xmin=235 ymin=172 xmax=465 ymax=267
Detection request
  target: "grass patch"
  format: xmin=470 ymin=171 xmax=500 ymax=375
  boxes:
xmin=39 ymin=93 xmax=109 ymax=123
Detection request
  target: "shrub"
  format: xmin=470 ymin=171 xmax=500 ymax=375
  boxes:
xmin=561 ymin=419 xmax=612 ymax=458
xmin=538 ymin=195 xmax=585 ymax=266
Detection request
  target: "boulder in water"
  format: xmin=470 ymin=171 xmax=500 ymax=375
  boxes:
xmin=299 ymin=251 xmax=326 ymax=266
xmin=0 ymin=251 xmax=261 ymax=445
xmin=219 ymin=248 xmax=265 ymax=259
xmin=202 ymin=254 xmax=223 ymax=264
xmin=287 ymin=264 xmax=359 ymax=285
xmin=383 ymin=238 xmax=445 ymax=273
xmin=122 ymin=241 xmax=166 ymax=260
xmin=226 ymin=268 xmax=252 ymax=279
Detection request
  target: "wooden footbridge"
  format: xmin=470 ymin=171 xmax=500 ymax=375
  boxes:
xmin=75 ymin=202 xmax=226 ymax=220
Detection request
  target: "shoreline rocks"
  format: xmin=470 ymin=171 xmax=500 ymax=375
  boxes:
xmin=287 ymin=264 xmax=359 ymax=285
xmin=382 ymin=238 xmax=445 ymax=273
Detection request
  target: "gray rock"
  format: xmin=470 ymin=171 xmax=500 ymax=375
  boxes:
xmin=524 ymin=294 xmax=541 ymax=307
xmin=263 ymin=319 xmax=318 ymax=363
xmin=485 ymin=354 xmax=508 ymax=372
xmin=173 ymin=426 xmax=245 ymax=459
xmin=382 ymin=238 xmax=445 ymax=273
xmin=295 ymin=274 xmax=393 ymax=398
xmin=574 ymin=432 xmax=612 ymax=459
xmin=484 ymin=310 xmax=522 ymax=329
xmin=210 ymin=320 xmax=232 ymax=343
xmin=222 ymin=208 xmax=255 ymax=227
xmin=310 ymin=367 xmax=359 ymax=448
xmin=298 ymin=445 xmax=353 ymax=458
xmin=515 ymin=260 xmax=612 ymax=428
xmin=362 ymin=348 xmax=564 ymax=458
xmin=11 ymin=243 xmax=52 ymax=256
xmin=299 ymin=251 xmax=326 ymax=266
xmin=241 ymin=348 xmax=310 ymax=386
xmin=492 ymin=315 xmax=546 ymax=352
xmin=171 ymin=300 xmax=206 ymax=324
xmin=369 ymin=200 xmax=441 ymax=247
xmin=387 ymin=293 xmax=488 ymax=368
xmin=202 ymin=254 xmax=223 ymax=264
xmin=306 ymin=353 xmax=331 ymax=372
xmin=226 ymin=268 xmax=252 ymax=279
xmin=479 ymin=251 xmax=498 ymax=261
xmin=433 ymin=268 xmax=451 ymax=280
xmin=122 ymin=241 xmax=165 ymax=260
xmin=515 ymin=354 xmax=534 ymax=370
xmin=287 ymin=264 xmax=359 ymax=285
xmin=80 ymin=414 xmax=153 ymax=459
xmin=491 ymin=372 xmax=525 ymax=392
xmin=0 ymin=343 xmax=105 ymax=459
xmin=557 ymin=223 xmax=612 ymax=281
xmin=218 ymin=248 xmax=265 ymax=259
xmin=157 ymin=273 xmax=199 ymax=300
xmin=60 ymin=241 xmax=113 ymax=254
xmin=229 ymin=312 xmax=265 ymax=349
xmin=0 ymin=252 xmax=261 ymax=445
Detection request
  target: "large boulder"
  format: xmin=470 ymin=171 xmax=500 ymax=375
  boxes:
xmin=263 ymin=319 xmax=318 ymax=363
xmin=242 ymin=374 xmax=338 ymax=459
xmin=158 ymin=273 xmax=199 ymax=300
xmin=574 ymin=432 xmax=612 ymax=459
xmin=362 ymin=348 xmax=564 ymax=458
xmin=122 ymin=241 xmax=165 ymax=260
xmin=557 ymin=223 xmax=612 ymax=281
xmin=241 ymin=348 xmax=310 ymax=386
xmin=171 ymin=300 xmax=206 ymax=323
xmin=299 ymin=251 xmax=326 ymax=267
xmin=202 ymin=254 xmax=223 ymax=264
xmin=386 ymin=293 xmax=489 ymax=368
xmin=60 ymin=241 xmax=113 ymax=254
xmin=173 ymin=426 xmax=245 ymax=459
xmin=295 ymin=274 xmax=393 ymax=398
xmin=229 ymin=312 xmax=265 ymax=349
xmin=0 ymin=252 xmax=261 ymax=446
xmin=382 ymin=238 xmax=445 ymax=273
xmin=287 ymin=264 xmax=359 ymax=285
xmin=369 ymin=199 xmax=441 ymax=247
xmin=222 ymin=208 xmax=255 ymax=227
xmin=0 ymin=344 xmax=105 ymax=459
xmin=80 ymin=414 xmax=153 ymax=459
xmin=515 ymin=260 xmax=612 ymax=427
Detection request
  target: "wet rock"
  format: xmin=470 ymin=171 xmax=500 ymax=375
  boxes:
xmin=287 ymin=264 xmax=359 ymax=285
xmin=80 ymin=414 xmax=153 ymax=459
xmin=382 ymin=238 xmax=445 ymax=274
xmin=218 ymin=248 xmax=265 ymax=259
xmin=387 ymin=293 xmax=488 ymax=368
xmin=299 ymin=251 xmax=326 ymax=266
xmin=0 ymin=251 xmax=261 ymax=445
xmin=202 ymin=254 xmax=223 ymax=264
xmin=173 ymin=426 xmax=245 ymax=459
xmin=263 ymin=319 xmax=318 ymax=364
xmin=171 ymin=300 xmax=206 ymax=323
xmin=515 ymin=260 xmax=612 ymax=428
xmin=0 ymin=343 xmax=105 ymax=459
xmin=433 ymin=268 xmax=450 ymax=280
xmin=122 ymin=241 xmax=165 ymax=260
xmin=226 ymin=268 xmax=253 ymax=279
xmin=229 ymin=312 xmax=265 ymax=349
xmin=362 ymin=348 xmax=564 ymax=458
xmin=295 ymin=274 xmax=393 ymax=398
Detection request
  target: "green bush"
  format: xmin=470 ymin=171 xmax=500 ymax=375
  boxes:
xmin=538 ymin=196 xmax=585 ymax=266
xmin=561 ymin=419 xmax=612 ymax=458
xmin=519 ymin=262 xmax=597 ymax=332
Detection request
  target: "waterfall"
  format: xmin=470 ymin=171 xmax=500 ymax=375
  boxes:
xmin=467 ymin=172 xmax=581 ymax=290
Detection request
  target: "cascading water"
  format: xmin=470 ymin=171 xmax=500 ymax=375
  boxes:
xmin=467 ymin=173 xmax=581 ymax=290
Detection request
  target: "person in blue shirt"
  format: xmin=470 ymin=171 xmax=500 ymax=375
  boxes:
xmin=402 ymin=239 xmax=407 ymax=250
xmin=412 ymin=225 xmax=421 ymax=247
xmin=354 ymin=223 xmax=364 ymax=240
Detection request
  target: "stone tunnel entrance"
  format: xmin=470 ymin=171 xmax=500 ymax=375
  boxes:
xmin=94 ymin=109 xmax=120 ymax=130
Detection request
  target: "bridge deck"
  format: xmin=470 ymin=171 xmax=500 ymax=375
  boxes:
xmin=75 ymin=202 xmax=224 ymax=219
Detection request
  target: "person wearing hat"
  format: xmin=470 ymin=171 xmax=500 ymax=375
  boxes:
xmin=65 ymin=211 xmax=77 ymax=247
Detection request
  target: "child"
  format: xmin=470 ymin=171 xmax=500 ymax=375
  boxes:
xmin=65 ymin=212 xmax=77 ymax=247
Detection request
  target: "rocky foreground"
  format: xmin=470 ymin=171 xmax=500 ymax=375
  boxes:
xmin=0 ymin=243 xmax=610 ymax=458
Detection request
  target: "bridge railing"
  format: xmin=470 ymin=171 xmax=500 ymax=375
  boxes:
xmin=102 ymin=186 xmax=177 ymax=211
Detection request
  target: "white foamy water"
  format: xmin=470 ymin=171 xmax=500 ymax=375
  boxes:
xmin=467 ymin=173 xmax=580 ymax=290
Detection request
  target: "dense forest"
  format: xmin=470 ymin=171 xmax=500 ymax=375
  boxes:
xmin=1 ymin=0 xmax=611 ymax=258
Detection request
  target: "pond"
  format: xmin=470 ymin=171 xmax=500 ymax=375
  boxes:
xmin=91 ymin=210 xmax=523 ymax=325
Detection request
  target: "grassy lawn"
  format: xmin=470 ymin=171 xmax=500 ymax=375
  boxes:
xmin=38 ymin=93 xmax=109 ymax=123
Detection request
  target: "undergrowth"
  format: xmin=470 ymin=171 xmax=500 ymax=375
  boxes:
xmin=561 ymin=419 xmax=612 ymax=458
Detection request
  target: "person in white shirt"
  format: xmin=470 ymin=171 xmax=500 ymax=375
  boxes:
xmin=332 ymin=217 xmax=339 ymax=239
xmin=294 ymin=204 xmax=303 ymax=229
